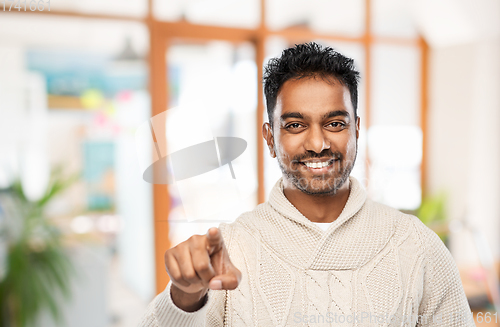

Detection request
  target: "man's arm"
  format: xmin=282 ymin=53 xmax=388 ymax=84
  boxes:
xmin=138 ymin=226 xmax=238 ymax=327
xmin=417 ymin=222 xmax=475 ymax=326
xmin=138 ymin=281 xmax=226 ymax=327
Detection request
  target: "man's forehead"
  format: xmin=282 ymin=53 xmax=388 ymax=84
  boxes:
xmin=274 ymin=78 xmax=354 ymax=122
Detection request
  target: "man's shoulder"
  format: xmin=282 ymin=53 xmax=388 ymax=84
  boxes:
xmin=215 ymin=204 xmax=271 ymax=258
xmin=363 ymin=197 xmax=411 ymax=218
xmin=363 ymin=198 xmax=442 ymax=249
xmin=219 ymin=202 xmax=268 ymax=232
xmin=361 ymin=197 xmax=414 ymax=229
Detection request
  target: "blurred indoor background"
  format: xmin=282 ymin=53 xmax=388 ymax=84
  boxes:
xmin=0 ymin=0 xmax=499 ymax=326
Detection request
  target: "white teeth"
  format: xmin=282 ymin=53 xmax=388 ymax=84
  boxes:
xmin=304 ymin=161 xmax=330 ymax=168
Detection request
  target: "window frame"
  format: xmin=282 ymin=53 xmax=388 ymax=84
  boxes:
xmin=5 ymin=0 xmax=429 ymax=294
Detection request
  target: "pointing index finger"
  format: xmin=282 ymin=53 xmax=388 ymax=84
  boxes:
xmin=206 ymin=227 xmax=223 ymax=255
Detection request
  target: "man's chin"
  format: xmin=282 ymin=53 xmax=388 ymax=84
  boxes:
xmin=292 ymin=176 xmax=347 ymax=196
xmin=299 ymin=188 xmax=339 ymax=196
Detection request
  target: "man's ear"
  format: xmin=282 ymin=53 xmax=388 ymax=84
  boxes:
xmin=355 ymin=116 xmax=360 ymax=140
xmin=262 ymin=122 xmax=276 ymax=158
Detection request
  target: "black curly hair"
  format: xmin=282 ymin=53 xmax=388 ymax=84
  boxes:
xmin=263 ymin=42 xmax=360 ymax=128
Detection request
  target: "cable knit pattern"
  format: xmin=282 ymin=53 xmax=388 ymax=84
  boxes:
xmin=139 ymin=176 xmax=475 ymax=327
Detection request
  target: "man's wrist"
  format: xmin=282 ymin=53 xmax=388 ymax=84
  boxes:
xmin=170 ymin=284 xmax=208 ymax=312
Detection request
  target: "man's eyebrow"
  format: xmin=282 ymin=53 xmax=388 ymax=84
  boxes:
xmin=280 ymin=112 xmax=304 ymax=121
xmin=321 ymin=110 xmax=350 ymax=120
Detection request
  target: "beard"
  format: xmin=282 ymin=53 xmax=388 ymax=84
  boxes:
xmin=276 ymin=146 xmax=357 ymax=196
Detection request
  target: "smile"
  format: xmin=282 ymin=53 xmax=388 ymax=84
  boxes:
xmin=304 ymin=161 xmax=330 ymax=168
xmin=300 ymin=159 xmax=335 ymax=170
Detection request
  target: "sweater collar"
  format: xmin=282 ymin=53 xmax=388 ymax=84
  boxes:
xmin=236 ymin=175 xmax=396 ymax=269
xmin=268 ymin=175 xmax=367 ymax=229
xmin=238 ymin=175 xmax=396 ymax=270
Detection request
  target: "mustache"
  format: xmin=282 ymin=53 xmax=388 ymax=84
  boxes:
xmin=291 ymin=150 xmax=343 ymax=163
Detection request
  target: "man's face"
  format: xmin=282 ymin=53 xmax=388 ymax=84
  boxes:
xmin=262 ymin=75 xmax=360 ymax=196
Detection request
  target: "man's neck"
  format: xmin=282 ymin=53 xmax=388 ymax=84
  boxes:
xmin=282 ymin=178 xmax=351 ymax=223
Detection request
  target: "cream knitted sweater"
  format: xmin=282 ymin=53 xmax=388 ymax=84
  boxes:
xmin=140 ymin=176 xmax=475 ymax=326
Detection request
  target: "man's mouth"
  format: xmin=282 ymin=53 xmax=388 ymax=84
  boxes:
xmin=299 ymin=159 xmax=335 ymax=169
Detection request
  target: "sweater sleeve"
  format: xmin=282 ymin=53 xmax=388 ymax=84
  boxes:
xmin=416 ymin=223 xmax=475 ymax=327
xmin=138 ymin=282 xmax=226 ymax=327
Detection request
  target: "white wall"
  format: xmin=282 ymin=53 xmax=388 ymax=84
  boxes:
xmin=428 ymin=38 xmax=500 ymax=266
xmin=115 ymin=91 xmax=155 ymax=302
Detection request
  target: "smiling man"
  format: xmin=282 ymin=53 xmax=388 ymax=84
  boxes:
xmin=140 ymin=42 xmax=474 ymax=326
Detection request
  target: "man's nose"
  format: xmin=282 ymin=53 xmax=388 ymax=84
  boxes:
xmin=304 ymin=125 xmax=330 ymax=154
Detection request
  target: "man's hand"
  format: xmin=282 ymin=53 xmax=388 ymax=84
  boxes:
xmin=165 ymin=227 xmax=241 ymax=312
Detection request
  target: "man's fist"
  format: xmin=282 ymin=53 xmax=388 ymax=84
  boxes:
xmin=165 ymin=227 xmax=241 ymax=312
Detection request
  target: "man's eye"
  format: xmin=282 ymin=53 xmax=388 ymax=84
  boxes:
xmin=286 ymin=123 xmax=303 ymax=129
xmin=327 ymin=122 xmax=346 ymax=130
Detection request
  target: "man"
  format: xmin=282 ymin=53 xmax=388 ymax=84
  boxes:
xmin=140 ymin=42 xmax=475 ymax=326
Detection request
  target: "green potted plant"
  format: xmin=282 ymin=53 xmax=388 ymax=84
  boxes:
xmin=414 ymin=192 xmax=449 ymax=245
xmin=0 ymin=168 xmax=79 ymax=327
